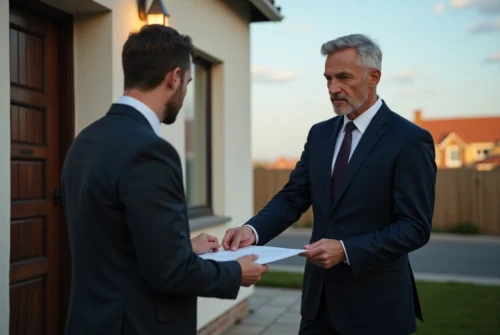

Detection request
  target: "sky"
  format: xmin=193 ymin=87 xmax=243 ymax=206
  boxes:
xmin=249 ymin=0 xmax=500 ymax=161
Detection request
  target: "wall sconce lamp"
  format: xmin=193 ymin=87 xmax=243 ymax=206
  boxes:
xmin=137 ymin=0 xmax=170 ymax=26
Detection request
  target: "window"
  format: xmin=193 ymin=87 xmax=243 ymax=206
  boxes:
xmin=445 ymin=145 xmax=462 ymax=168
xmin=183 ymin=58 xmax=212 ymax=218
xmin=475 ymin=148 xmax=491 ymax=161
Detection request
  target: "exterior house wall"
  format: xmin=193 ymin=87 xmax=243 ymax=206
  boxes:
xmin=466 ymin=142 xmax=495 ymax=163
xmin=439 ymin=141 xmax=496 ymax=168
xmin=0 ymin=0 xmax=255 ymax=332
xmin=434 ymin=145 xmax=441 ymax=167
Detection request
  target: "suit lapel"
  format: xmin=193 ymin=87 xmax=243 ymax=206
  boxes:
xmin=320 ymin=116 xmax=344 ymax=208
xmin=329 ymin=103 xmax=391 ymax=215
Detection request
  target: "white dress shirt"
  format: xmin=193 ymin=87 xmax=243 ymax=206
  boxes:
xmin=333 ymin=97 xmax=382 ymax=264
xmin=116 ymin=95 xmax=162 ymax=137
xmin=248 ymin=97 xmax=383 ymax=266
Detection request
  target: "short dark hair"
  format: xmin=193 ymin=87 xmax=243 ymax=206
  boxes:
xmin=122 ymin=24 xmax=196 ymax=90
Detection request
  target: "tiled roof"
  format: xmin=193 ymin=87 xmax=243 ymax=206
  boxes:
xmin=268 ymin=156 xmax=298 ymax=170
xmin=475 ymin=155 xmax=500 ymax=165
xmin=415 ymin=111 xmax=500 ymax=144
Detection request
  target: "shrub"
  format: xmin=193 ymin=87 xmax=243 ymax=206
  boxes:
xmin=448 ymin=222 xmax=480 ymax=235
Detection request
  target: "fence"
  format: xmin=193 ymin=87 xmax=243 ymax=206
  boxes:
xmin=253 ymin=167 xmax=500 ymax=235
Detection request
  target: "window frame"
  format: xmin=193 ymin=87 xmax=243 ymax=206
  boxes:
xmin=186 ymin=57 xmax=213 ymax=219
xmin=445 ymin=145 xmax=462 ymax=168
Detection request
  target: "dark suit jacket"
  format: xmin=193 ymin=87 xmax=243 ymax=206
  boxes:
xmin=245 ymin=101 xmax=436 ymax=335
xmin=61 ymin=104 xmax=242 ymax=335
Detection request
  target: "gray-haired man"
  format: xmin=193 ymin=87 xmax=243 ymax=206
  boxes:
xmin=222 ymin=34 xmax=436 ymax=335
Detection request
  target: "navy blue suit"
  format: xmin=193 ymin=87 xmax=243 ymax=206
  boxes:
xmin=245 ymin=101 xmax=436 ymax=335
xmin=61 ymin=104 xmax=241 ymax=335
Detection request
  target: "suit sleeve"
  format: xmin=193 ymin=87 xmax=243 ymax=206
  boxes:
xmin=245 ymin=126 xmax=313 ymax=245
xmin=119 ymin=140 xmax=241 ymax=298
xmin=342 ymin=130 xmax=437 ymax=276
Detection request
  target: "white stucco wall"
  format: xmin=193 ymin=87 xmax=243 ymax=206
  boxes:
xmin=0 ymin=0 xmax=254 ymax=331
xmin=0 ymin=1 xmax=11 ymax=333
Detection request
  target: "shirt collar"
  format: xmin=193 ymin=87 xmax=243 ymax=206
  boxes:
xmin=342 ymin=96 xmax=382 ymax=134
xmin=116 ymin=95 xmax=162 ymax=137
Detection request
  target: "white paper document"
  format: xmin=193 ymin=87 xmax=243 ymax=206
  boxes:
xmin=199 ymin=245 xmax=305 ymax=264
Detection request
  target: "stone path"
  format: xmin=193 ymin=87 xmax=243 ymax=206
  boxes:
xmin=223 ymin=287 xmax=302 ymax=335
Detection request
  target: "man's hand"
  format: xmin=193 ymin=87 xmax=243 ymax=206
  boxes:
xmin=299 ymin=239 xmax=346 ymax=269
xmin=222 ymin=226 xmax=256 ymax=251
xmin=236 ymin=254 xmax=269 ymax=287
xmin=191 ymin=233 xmax=220 ymax=255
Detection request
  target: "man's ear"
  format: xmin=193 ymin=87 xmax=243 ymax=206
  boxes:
xmin=369 ymin=69 xmax=381 ymax=88
xmin=164 ymin=67 xmax=182 ymax=90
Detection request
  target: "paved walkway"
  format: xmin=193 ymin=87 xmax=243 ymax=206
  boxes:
xmin=224 ymin=287 xmax=301 ymax=335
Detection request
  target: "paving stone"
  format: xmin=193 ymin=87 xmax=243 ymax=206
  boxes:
xmin=252 ymin=287 xmax=283 ymax=297
xmin=226 ymin=287 xmax=303 ymax=335
xmin=267 ymin=295 xmax=299 ymax=307
xmin=224 ymin=324 xmax=266 ymax=334
xmin=250 ymin=296 xmax=270 ymax=311
xmin=261 ymin=323 xmax=300 ymax=335
xmin=280 ymin=288 xmax=302 ymax=298
xmin=240 ymin=313 xmax=277 ymax=326
xmin=252 ymin=305 xmax=287 ymax=318
xmin=274 ymin=312 xmax=301 ymax=325
xmin=289 ymin=302 xmax=301 ymax=313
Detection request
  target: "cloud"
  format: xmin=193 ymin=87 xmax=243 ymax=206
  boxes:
xmin=421 ymin=87 xmax=444 ymax=94
xmin=251 ymin=66 xmax=298 ymax=83
xmin=450 ymin=0 xmax=474 ymax=9
xmin=469 ymin=18 xmax=500 ymax=32
xmin=385 ymin=69 xmax=417 ymax=83
xmin=484 ymin=51 xmax=500 ymax=63
xmin=385 ymin=64 xmax=436 ymax=84
xmin=396 ymin=87 xmax=412 ymax=95
xmin=433 ymin=2 xmax=446 ymax=13
xmin=450 ymin=0 xmax=500 ymax=15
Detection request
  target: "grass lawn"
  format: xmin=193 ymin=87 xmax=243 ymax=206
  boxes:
xmin=257 ymin=271 xmax=500 ymax=335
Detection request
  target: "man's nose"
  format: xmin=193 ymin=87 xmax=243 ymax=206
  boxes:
xmin=328 ymin=80 xmax=341 ymax=95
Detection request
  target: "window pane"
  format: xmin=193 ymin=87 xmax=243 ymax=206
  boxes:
xmin=184 ymin=62 xmax=209 ymax=207
xmin=450 ymin=149 xmax=460 ymax=160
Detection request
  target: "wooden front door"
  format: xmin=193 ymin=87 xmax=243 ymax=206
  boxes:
xmin=9 ymin=6 xmax=62 ymax=335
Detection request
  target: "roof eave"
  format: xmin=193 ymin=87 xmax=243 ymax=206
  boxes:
xmin=249 ymin=0 xmax=283 ymax=22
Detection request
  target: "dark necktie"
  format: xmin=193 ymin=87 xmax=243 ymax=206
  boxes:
xmin=331 ymin=121 xmax=357 ymax=202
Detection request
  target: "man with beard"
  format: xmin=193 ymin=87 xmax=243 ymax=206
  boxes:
xmin=222 ymin=34 xmax=437 ymax=335
xmin=60 ymin=25 xmax=268 ymax=335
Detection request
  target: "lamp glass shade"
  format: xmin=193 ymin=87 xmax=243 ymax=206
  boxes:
xmin=147 ymin=13 xmax=166 ymax=25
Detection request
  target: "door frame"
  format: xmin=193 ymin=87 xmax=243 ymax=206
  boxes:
xmin=10 ymin=0 xmax=75 ymax=331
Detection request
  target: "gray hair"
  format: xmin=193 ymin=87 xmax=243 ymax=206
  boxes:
xmin=320 ymin=34 xmax=382 ymax=70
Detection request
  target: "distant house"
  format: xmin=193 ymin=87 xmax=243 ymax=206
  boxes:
xmin=268 ymin=156 xmax=299 ymax=169
xmin=414 ymin=110 xmax=500 ymax=169
xmin=475 ymin=152 xmax=500 ymax=171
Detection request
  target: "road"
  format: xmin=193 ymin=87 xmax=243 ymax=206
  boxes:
xmin=266 ymin=230 xmax=500 ymax=279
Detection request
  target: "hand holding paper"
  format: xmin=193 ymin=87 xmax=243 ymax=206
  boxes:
xmin=299 ymin=238 xmax=346 ymax=269
xmin=191 ymin=233 xmax=220 ymax=255
xmin=236 ymin=254 xmax=269 ymax=287
xmin=200 ymin=245 xmax=305 ymax=264
xmin=222 ymin=226 xmax=256 ymax=250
